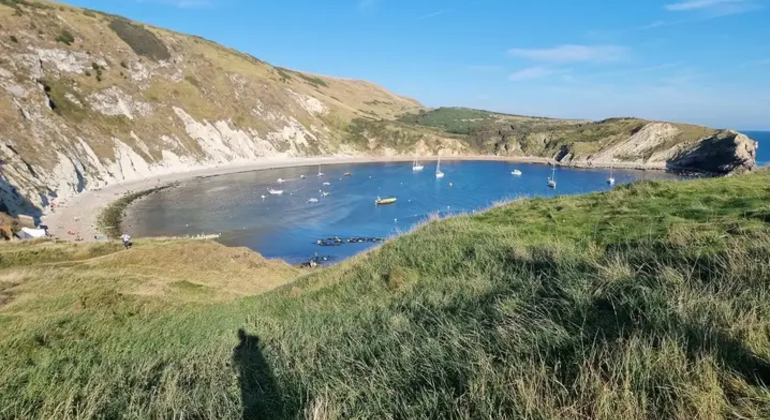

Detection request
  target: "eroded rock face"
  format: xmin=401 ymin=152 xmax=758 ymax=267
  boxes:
xmin=668 ymin=131 xmax=758 ymax=175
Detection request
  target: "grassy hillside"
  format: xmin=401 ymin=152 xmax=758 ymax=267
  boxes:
xmin=396 ymin=107 xmax=721 ymax=160
xmin=2 ymin=171 xmax=770 ymax=418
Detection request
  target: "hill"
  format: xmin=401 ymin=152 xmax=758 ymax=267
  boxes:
xmin=2 ymin=169 xmax=770 ymax=418
xmin=395 ymin=107 xmax=759 ymax=173
xmin=0 ymin=1 xmax=760 ymax=222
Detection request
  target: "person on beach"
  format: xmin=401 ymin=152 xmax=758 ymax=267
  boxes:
xmin=120 ymin=232 xmax=132 ymax=249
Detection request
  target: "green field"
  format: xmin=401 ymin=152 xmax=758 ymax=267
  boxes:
xmin=2 ymin=171 xmax=770 ymax=419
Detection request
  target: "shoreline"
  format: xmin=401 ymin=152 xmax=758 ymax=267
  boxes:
xmin=40 ymin=154 xmax=681 ymax=243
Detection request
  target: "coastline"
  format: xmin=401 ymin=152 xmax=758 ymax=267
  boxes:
xmin=40 ymin=154 xmax=677 ymax=243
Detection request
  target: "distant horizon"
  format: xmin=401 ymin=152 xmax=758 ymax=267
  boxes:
xmin=59 ymin=0 xmax=770 ymax=130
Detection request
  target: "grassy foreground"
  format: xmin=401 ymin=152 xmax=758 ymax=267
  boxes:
xmin=2 ymin=171 xmax=770 ymax=419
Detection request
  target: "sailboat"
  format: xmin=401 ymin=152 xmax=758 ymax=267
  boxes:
xmin=317 ymin=165 xmax=324 ymax=177
xmin=435 ymin=156 xmax=445 ymax=179
xmin=607 ymin=164 xmax=616 ymax=185
xmin=511 ymin=169 xmax=522 ymax=176
xmin=547 ymin=164 xmax=557 ymax=188
xmin=268 ymin=188 xmax=283 ymax=195
xmin=412 ymin=158 xmax=424 ymax=171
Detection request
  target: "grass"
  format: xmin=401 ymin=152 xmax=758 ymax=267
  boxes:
xmin=2 ymin=171 xmax=770 ymax=418
xmin=108 ymin=18 xmax=170 ymax=61
xmin=55 ymin=29 xmax=75 ymax=45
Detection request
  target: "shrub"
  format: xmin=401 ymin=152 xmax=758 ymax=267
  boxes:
xmin=9 ymin=35 xmax=18 ymax=43
xmin=55 ymin=29 xmax=75 ymax=45
xmin=120 ymin=60 xmax=129 ymax=69
xmin=83 ymin=9 xmax=96 ymax=17
xmin=108 ymin=18 xmax=170 ymax=61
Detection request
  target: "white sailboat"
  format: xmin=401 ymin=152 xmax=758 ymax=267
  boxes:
xmin=607 ymin=164 xmax=615 ymax=185
xmin=268 ymin=188 xmax=283 ymax=195
xmin=435 ymin=156 xmax=445 ymax=179
xmin=511 ymin=169 xmax=522 ymax=176
xmin=317 ymin=165 xmax=324 ymax=177
xmin=412 ymin=158 xmax=424 ymax=171
xmin=547 ymin=164 xmax=557 ymax=188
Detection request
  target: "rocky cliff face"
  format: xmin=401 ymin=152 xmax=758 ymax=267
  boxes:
xmin=557 ymin=123 xmax=758 ymax=174
xmin=0 ymin=1 xmax=456 ymax=218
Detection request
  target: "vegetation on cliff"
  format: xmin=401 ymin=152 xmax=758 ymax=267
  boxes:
xmin=2 ymin=170 xmax=770 ymax=419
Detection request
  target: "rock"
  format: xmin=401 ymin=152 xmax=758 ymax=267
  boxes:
xmin=667 ymin=130 xmax=758 ymax=175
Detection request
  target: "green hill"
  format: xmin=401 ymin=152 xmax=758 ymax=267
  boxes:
xmin=2 ymin=171 xmax=770 ymax=419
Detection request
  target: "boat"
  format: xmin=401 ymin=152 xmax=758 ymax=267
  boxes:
xmin=375 ymin=197 xmax=397 ymax=205
xmin=343 ymin=172 xmax=352 ymax=177
xmin=547 ymin=164 xmax=557 ymax=188
xmin=511 ymin=169 xmax=522 ymax=176
xmin=321 ymin=191 xmax=330 ymax=197
xmin=435 ymin=156 xmax=445 ymax=179
xmin=317 ymin=165 xmax=324 ymax=177
xmin=607 ymin=164 xmax=616 ymax=185
xmin=277 ymin=178 xmax=285 ymax=184
xmin=300 ymin=174 xmax=306 ymax=179
xmin=412 ymin=158 xmax=424 ymax=171
xmin=268 ymin=189 xmax=283 ymax=195
xmin=323 ymin=182 xmax=331 ymax=186
xmin=307 ymin=198 xmax=319 ymax=203
xmin=260 ymin=195 xmax=266 ymax=199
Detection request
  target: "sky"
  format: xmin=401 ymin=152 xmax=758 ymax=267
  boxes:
xmin=62 ymin=0 xmax=770 ymax=129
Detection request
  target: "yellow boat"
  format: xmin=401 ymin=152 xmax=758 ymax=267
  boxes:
xmin=375 ymin=197 xmax=397 ymax=205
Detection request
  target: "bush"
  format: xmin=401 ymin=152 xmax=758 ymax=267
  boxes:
xmin=55 ymin=29 xmax=75 ymax=45
xmin=120 ymin=60 xmax=129 ymax=69
xmin=108 ymin=18 xmax=170 ymax=61
xmin=9 ymin=35 xmax=18 ymax=43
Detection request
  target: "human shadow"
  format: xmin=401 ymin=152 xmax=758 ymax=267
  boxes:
xmin=233 ymin=329 xmax=283 ymax=420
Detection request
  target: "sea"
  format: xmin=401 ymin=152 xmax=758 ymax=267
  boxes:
xmin=745 ymin=130 xmax=770 ymax=166
xmin=124 ymin=160 xmax=685 ymax=264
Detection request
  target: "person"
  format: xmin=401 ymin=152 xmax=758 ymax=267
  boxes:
xmin=120 ymin=232 xmax=132 ymax=249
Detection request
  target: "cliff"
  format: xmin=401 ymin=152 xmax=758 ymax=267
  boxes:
xmin=397 ymin=109 xmax=758 ymax=174
xmin=0 ymin=1 xmax=758 ymax=221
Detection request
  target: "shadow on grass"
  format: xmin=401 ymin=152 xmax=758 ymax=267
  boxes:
xmin=233 ymin=328 xmax=282 ymax=420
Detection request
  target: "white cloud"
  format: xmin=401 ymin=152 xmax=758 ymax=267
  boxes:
xmin=508 ymin=45 xmax=628 ymax=63
xmin=508 ymin=67 xmax=556 ymax=81
xmin=664 ymin=0 xmax=751 ymax=11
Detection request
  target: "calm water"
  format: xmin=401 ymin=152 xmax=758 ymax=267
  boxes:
xmin=125 ymin=161 xmax=684 ymax=264
xmin=745 ymin=131 xmax=770 ymax=166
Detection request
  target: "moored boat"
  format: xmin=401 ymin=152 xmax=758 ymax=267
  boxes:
xmin=375 ymin=197 xmax=397 ymax=205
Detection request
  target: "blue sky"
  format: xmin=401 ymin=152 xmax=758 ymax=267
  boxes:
xmin=64 ymin=0 xmax=770 ymax=129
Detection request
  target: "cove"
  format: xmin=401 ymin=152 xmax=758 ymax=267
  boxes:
xmin=123 ymin=160 xmax=684 ymax=264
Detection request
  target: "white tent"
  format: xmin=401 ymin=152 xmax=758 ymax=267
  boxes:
xmin=17 ymin=227 xmax=46 ymax=240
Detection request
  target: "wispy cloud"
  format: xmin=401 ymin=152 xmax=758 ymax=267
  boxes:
xmin=414 ymin=0 xmax=482 ymax=21
xmin=664 ymin=0 xmax=752 ymax=11
xmin=508 ymin=67 xmax=558 ymax=81
xmin=508 ymin=45 xmax=628 ymax=63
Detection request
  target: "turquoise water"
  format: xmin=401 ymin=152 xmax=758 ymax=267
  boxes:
xmin=125 ymin=160 xmax=685 ymax=264
xmin=745 ymin=131 xmax=770 ymax=166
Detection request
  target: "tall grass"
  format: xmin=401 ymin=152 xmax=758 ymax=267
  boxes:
xmin=1 ymin=171 xmax=770 ymax=419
